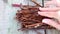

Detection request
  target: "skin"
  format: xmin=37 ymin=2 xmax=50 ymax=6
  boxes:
xmin=44 ymin=0 xmax=60 ymax=7
xmin=38 ymin=10 xmax=60 ymax=30
xmin=38 ymin=0 xmax=60 ymax=30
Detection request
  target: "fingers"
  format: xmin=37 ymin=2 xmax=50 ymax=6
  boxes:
xmin=38 ymin=7 xmax=60 ymax=30
xmin=42 ymin=19 xmax=60 ymax=30
xmin=39 ymin=7 xmax=60 ymax=12
xmin=38 ymin=11 xmax=57 ymax=18
xmin=57 ymin=10 xmax=60 ymax=23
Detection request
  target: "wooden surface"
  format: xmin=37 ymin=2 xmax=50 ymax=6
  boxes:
xmin=0 ymin=0 xmax=60 ymax=34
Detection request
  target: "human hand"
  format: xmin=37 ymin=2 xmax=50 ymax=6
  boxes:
xmin=38 ymin=7 xmax=60 ymax=30
xmin=44 ymin=0 xmax=60 ymax=7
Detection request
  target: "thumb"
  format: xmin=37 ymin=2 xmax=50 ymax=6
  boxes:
xmin=42 ymin=19 xmax=60 ymax=30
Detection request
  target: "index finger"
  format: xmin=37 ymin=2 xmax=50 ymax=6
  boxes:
xmin=39 ymin=7 xmax=60 ymax=12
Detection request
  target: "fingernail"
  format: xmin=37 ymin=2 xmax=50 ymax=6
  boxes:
xmin=38 ymin=11 xmax=40 ymax=14
xmin=42 ymin=19 xmax=50 ymax=23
